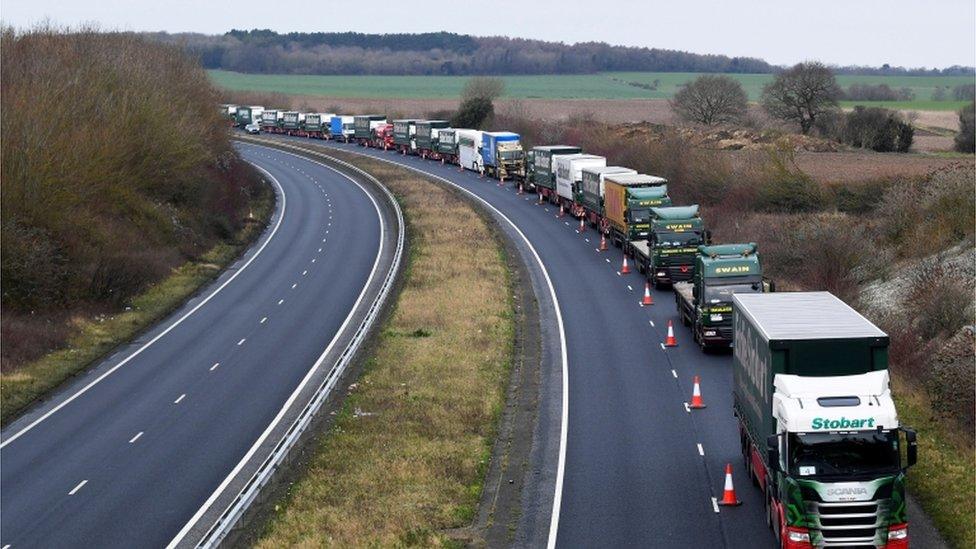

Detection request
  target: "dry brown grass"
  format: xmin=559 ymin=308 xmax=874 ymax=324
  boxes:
xmin=256 ymin=150 xmax=513 ymax=547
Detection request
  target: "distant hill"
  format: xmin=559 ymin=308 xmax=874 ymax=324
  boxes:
xmin=147 ymin=30 xmax=974 ymax=77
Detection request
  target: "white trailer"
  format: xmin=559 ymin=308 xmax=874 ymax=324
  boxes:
xmin=457 ymin=129 xmax=484 ymax=173
xmin=555 ymin=154 xmax=607 ymax=212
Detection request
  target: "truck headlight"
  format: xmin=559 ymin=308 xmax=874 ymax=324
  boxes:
xmin=710 ymin=314 xmax=723 ymax=322
xmin=656 ymin=272 xmax=666 ymax=277
xmin=888 ymin=524 xmax=908 ymax=540
xmin=787 ymin=528 xmax=810 ymax=543
xmin=704 ymin=330 xmax=717 ymax=337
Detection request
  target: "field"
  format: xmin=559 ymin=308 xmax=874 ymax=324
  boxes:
xmin=210 ymin=70 xmax=972 ymax=111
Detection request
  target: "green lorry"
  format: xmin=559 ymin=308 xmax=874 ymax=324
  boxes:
xmin=602 ymin=173 xmax=670 ymax=245
xmin=630 ymin=205 xmax=706 ymax=289
xmin=733 ymin=292 xmax=917 ymax=549
xmin=393 ymin=119 xmax=420 ymax=154
xmin=527 ymin=145 xmax=581 ymax=198
xmin=674 ymin=243 xmax=768 ymax=347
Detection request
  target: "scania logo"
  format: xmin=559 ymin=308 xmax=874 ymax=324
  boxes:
xmin=826 ymin=487 xmax=868 ymax=497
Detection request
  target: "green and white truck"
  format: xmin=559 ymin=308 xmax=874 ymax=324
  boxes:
xmin=354 ymin=115 xmax=386 ymax=145
xmin=527 ymin=145 xmax=581 ymax=199
xmin=602 ymin=173 xmax=670 ymax=245
xmin=674 ymin=243 xmax=767 ymax=347
xmin=733 ymin=292 xmax=916 ymax=549
xmin=630 ymin=205 xmax=706 ymax=289
xmin=393 ymin=119 xmax=420 ymax=154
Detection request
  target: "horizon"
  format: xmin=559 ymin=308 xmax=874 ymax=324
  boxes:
xmin=2 ymin=0 xmax=974 ymax=69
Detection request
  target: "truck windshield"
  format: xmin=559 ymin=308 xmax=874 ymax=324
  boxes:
xmin=630 ymin=209 xmax=651 ymax=223
xmin=702 ymin=281 xmax=761 ymax=303
xmin=500 ymin=150 xmax=523 ymax=160
xmin=789 ymin=431 xmax=899 ymax=479
xmin=654 ymin=231 xmax=701 ymax=247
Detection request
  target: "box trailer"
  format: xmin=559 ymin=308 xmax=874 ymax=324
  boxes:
xmin=436 ymin=128 xmax=460 ymax=165
xmin=282 ymin=111 xmax=305 ymax=134
xmin=415 ymin=120 xmax=451 ymax=158
xmin=259 ymin=110 xmax=281 ymax=132
xmin=393 ymin=119 xmax=420 ymax=154
xmin=236 ymin=105 xmax=264 ymax=128
xmin=732 ymin=292 xmax=916 ymax=549
xmin=554 ymin=154 xmax=606 ymax=214
xmin=580 ymin=166 xmax=637 ymax=226
xmin=529 ymin=145 xmax=582 ymax=199
xmin=302 ymin=113 xmax=334 ymax=138
xmin=457 ymin=129 xmax=484 ymax=173
xmin=601 ymin=174 xmax=670 ymax=245
xmin=354 ymin=115 xmax=387 ymax=145
xmin=330 ymin=116 xmax=354 ymax=141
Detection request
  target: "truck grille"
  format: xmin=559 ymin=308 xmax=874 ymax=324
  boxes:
xmin=667 ymin=265 xmax=694 ymax=281
xmin=809 ymin=500 xmax=884 ymax=548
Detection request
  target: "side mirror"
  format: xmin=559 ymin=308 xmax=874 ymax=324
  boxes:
xmin=766 ymin=434 xmax=780 ymax=471
xmin=903 ymin=428 xmax=917 ymax=468
xmin=704 ymin=229 xmax=713 ymax=244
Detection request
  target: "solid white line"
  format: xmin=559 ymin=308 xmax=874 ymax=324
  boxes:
xmin=0 ymin=162 xmax=287 ymax=449
xmin=174 ymin=394 xmax=186 ymax=404
xmin=167 ymin=144 xmax=390 ymax=548
xmin=697 ymin=443 xmax=705 ymax=456
xmin=260 ymin=317 xmax=268 ymax=324
xmin=671 ymin=369 xmax=678 ymax=378
xmin=210 ymin=362 xmax=220 ymax=371
xmin=68 ymin=480 xmax=87 ymax=495
xmin=129 ymin=431 xmax=143 ymax=444
xmin=305 ymin=144 xmax=570 ymax=549
xmin=712 ymin=497 xmax=720 ymax=513
xmin=237 ymin=338 xmax=246 ymax=346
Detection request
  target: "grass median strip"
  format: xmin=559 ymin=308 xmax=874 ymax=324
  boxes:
xmin=257 ymin=151 xmax=513 ymax=547
xmin=0 ymin=189 xmax=273 ymax=424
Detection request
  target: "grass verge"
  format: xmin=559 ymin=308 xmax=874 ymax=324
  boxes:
xmin=0 ymin=186 xmax=274 ymax=424
xmin=256 ymin=151 xmax=513 ymax=546
xmin=892 ymin=377 xmax=975 ymax=549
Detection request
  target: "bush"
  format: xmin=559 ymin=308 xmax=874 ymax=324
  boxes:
xmin=954 ymin=101 xmax=975 ymax=153
xmin=842 ymin=83 xmax=914 ymax=102
xmin=451 ymin=96 xmax=494 ymax=129
xmin=952 ymin=83 xmax=976 ymax=101
xmin=841 ymin=107 xmax=914 ymax=152
xmin=754 ymin=143 xmax=826 ymax=212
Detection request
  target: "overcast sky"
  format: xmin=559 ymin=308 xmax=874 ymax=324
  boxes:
xmin=3 ymin=0 xmax=974 ymax=68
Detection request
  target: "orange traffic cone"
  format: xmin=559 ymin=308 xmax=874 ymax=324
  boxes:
xmin=718 ymin=464 xmax=742 ymax=506
xmin=537 ymin=192 xmax=545 ymax=205
xmin=579 ymin=217 xmax=585 ymax=233
xmin=642 ymin=282 xmax=654 ymax=306
xmin=599 ymin=234 xmax=608 ymax=251
xmin=621 ymin=255 xmax=631 ymax=274
xmin=518 ymin=182 xmax=524 ymax=195
xmin=689 ymin=375 xmax=706 ymax=408
xmin=664 ymin=320 xmax=678 ymax=347
xmin=558 ymin=203 xmax=565 ymax=217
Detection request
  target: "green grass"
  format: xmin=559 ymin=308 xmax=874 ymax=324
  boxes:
xmin=0 ymin=191 xmax=274 ymax=424
xmin=209 ymin=69 xmax=973 ymax=110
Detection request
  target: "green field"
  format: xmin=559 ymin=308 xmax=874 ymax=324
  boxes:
xmin=209 ymin=69 xmax=973 ymax=111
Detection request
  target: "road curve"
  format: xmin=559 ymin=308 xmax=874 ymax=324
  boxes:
xmin=274 ymin=136 xmax=775 ymax=549
xmin=0 ymin=144 xmax=401 ymax=548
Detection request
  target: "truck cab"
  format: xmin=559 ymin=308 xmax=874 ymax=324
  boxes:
xmin=675 ymin=243 xmax=766 ymax=347
xmin=733 ymin=292 xmax=917 ymax=549
xmin=354 ymin=115 xmax=386 ymax=145
xmin=646 ymin=205 xmax=706 ymax=287
xmin=415 ymin=120 xmax=450 ymax=158
xmin=457 ymin=129 xmax=484 ymax=173
xmin=372 ymin=123 xmax=394 ymax=149
xmin=602 ymin=174 xmax=670 ymax=245
xmin=392 ymin=119 xmax=420 ymax=154
xmin=481 ymin=132 xmax=524 ymax=181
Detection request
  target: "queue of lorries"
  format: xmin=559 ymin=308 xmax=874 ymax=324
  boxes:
xmin=225 ymin=103 xmax=919 ymax=549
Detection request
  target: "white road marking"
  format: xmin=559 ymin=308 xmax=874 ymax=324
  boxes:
xmin=660 ymin=343 xmax=666 ymax=350
xmin=317 ymin=248 xmax=322 ymax=253
xmin=712 ymin=497 xmax=720 ymax=513
xmin=129 ymin=431 xmax=144 ymax=444
xmin=697 ymin=443 xmax=705 ymax=456
xmin=627 ymin=285 xmax=633 ymax=291
xmin=260 ymin=317 xmax=268 ymax=324
xmin=616 ymin=271 xmax=622 ymax=276
xmin=605 ymin=258 xmax=610 ymax=263
xmin=68 ymin=480 xmax=88 ymax=495
xmin=291 ymin=283 xmax=297 ymax=289
xmin=322 ymin=238 xmax=326 ymax=242
xmin=649 ymin=320 xmax=656 ymax=327
xmin=311 ymin=259 xmax=316 ymax=263
xmin=169 ymin=144 xmax=394 ymax=549
xmin=174 ymin=394 xmax=186 ymax=404
xmin=671 ymin=369 xmax=678 ymax=378
xmin=4 ymin=543 xmax=12 ymax=549
xmin=302 ymin=270 xmax=307 ymax=276
xmin=564 ymin=221 xmax=569 ymax=226
xmin=0 ymin=163 xmax=288 ymax=449
xmin=584 ymin=238 xmax=590 ymax=243
xmin=237 ymin=338 xmax=246 ymax=346
xmin=210 ymin=362 xmax=220 ymax=371
xmin=277 ymin=299 xmax=284 ymax=305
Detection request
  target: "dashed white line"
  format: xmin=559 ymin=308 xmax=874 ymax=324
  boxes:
xmin=712 ymin=497 xmax=720 ymax=513
xmin=649 ymin=320 xmax=656 ymax=327
xmin=671 ymin=369 xmax=678 ymax=378
xmin=129 ymin=431 xmax=144 ymax=444
xmin=322 ymin=238 xmax=326 ymax=242
xmin=302 ymin=270 xmax=308 ymax=276
xmin=660 ymin=342 xmax=666 ymax=350
xmin=697 ymin=443 xmax=705 ymax=456
xmin=291 ymin=283 xmax=297 ymax=289
xmin=277 ymin=299 xmax=284 ymax=305
xmin=684 ymin=402 xmax=691 ymax=413
xmin=317 ymin=248 xmax=322 ymax=253
xmin=4 ymin=543 xmax=12 ymax=549
xmin=260 ymin=317 xmax=268 ymax=324
xmin=584 ymin=238 xmax=590 ymax=243
xmin=237 ymin=338 xmax=246 ymax=346
xmin=174 ymin=394 xmax=186 ymax=404
xmin=627 ymin=285 xmax=633 ymax=291
xmin=605 ymin=258 xmax=610 ymax=263
xmin=311 ymin=258 xmax=316 ymax=263
xmin=68 ymin=480 xmax=88 ymax=495
xmin=210 ymin=362 xmax=220 ymax=371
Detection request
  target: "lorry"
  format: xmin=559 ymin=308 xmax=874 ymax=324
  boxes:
xmin=282 ymin=111 xmax=305 ymax=134
xmin=235 ymin=105 xmax=264 ymax=128
xmin=674 ymin=243 xmax=769 ymax=347
xmin=259 ymin=109 xmax=281 ymax=132
xmin=220 ymin=104 xmax=237 ymax=125
xmin=436 ymin=128 xmax=460 ymax=164
xmin=415 ymin=120 xmax=451 ymax=158
xmin=555 ymin=154 xmax=606 ymax=215
xmin=733 ymin=292 xmax=916 ymax=549
xmin=528 ymin=145 xmax=581 ymax=199
xmin=393 ymin=119 xmax=420 ymax=154
xmin=481 ymin=132 xmax=525 ymax=181
xmin=457 ymin=129 xmax=484 ymax=172
xmin=579 ymin=166 xmax=637 ymax=227
xmin=354 ymin=115 xmax=386 ymax=145
xmin=601 ymin=174 xmax=670 ymax=245
xmin=302 ymin=113 xmax=333 ymax=139
xmin=371 ymin=123 xmax=394 ymax=149
xmin=330 ymin=115 xmax=354 ymax=141
xmin=630 ymin=205 xmax=706 ymax=289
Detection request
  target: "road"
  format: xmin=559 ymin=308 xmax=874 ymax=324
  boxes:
xmin=0 ymin=144 xmax=399 ymax=548
xmin=275 ymin=136 xmax=775 ymax=548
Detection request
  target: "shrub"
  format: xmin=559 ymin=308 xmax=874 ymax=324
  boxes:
xmin=842 ymin=106 xmax=914 ymax=152
xmin=754 ymin=143 xmax=826 ymax=212
xmin=952 ymin=83 xmax=976 ymax=101
xmin=954 ymin=101 xmax=975 ymax=153
xmin=451 ymin=96 xmax=494 ymax=129
xmin=842 ymin=83 xmax=913 ymax=102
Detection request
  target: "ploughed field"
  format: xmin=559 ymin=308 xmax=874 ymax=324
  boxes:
xmin=210 ymin=69 xmax=973 ymax=110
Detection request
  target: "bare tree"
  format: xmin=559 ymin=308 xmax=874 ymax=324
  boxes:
xmin=761 ymin=62 xmax=841 ymax=134
xmin=669 ymin=75 xmax=748 ymax=125
xmin=461 ymin=76 xmax=505 ymax=102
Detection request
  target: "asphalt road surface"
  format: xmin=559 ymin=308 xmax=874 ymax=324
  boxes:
xmin=291 ymin=136 xmax=776 ymax=549
xmin=0 ymin=144 xmax=393 ymax=548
